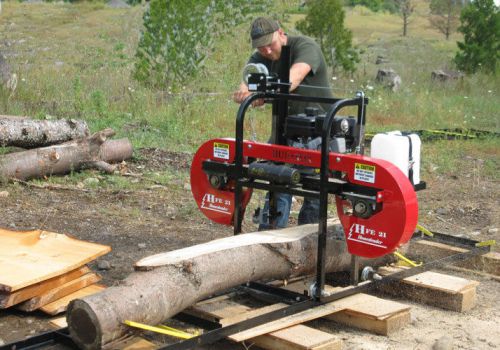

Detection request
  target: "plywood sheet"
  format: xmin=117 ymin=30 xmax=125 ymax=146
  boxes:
xmin=0 ymin=228 xmax=111 ymax=292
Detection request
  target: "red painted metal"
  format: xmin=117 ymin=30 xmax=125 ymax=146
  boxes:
xmin=190 ymin=139 xmax=253 ymax=226
xmin=191 ymin=138 xmax=418 ymax=258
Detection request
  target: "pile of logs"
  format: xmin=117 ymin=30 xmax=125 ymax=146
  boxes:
xmin=0 ymin=115 xmax=133 ymax=181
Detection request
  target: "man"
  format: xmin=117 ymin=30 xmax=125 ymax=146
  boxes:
xmin=233 ymin=17 xmax=333 ymax=230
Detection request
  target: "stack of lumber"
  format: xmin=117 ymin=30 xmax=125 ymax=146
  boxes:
xmin=0 ymin=227 xmax=109 ymax=315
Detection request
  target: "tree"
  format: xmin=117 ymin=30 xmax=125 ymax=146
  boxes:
xmin=297 ymin=0 xmax=359 ymax=73
xmin=429 ymin=0 xmax=463 ymax=40
xmin=395 ymin=0 xmax=415 ymax=36
xmin=455 ymin=0 xmax=500 ymax=74
xmin=133 ymin=0 xmax=269 ymax=88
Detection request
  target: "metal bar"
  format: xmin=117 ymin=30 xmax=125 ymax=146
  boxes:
xmin=242 ymin=281 xmax=309 ymax=303
xmin=239 ymin=180 xmax=322 ymax=198
xmin=234 ymin=92 xmax=266 ymax=235
xmin=0 ymin=328 xmax=76 ymax=350
xmin=350 ymin=255 xmax=360 ymax=286
xmin=316 ymin=97 xmax=364 ymax=299
xmin=423 ymin=231 xmax=484 ymax=249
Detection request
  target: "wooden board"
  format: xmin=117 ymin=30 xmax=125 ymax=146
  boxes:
xmin=377 ymin=268 xmax=479 ymax=312
xmin=226 ymin=292 xmax=409 ymax=342
xmin=103 ymin=336 xmax=157 ymax=350
xmin=17 ymin=272 xmax=101 ymax=311
xmin=189 ymin=285 xmax=411 ymax=342
xmin=409 ymin=240 xmax=500 ymax=276
xmin=49 ymin=316 xmax=67 ymax=329
xmin=324 ymin=294 xmax=411 ymax=336
xmin=40 ymin=284 xmax=105 ymax=315
xmin=0 ymin=266 xmax=90 ymax=308
xmin=191 ymin=299 xmax=342 ymax=349
xmin=0 ymin=228 xmax=111 ymax=292
xmin=220 ymin=303 xmax=288 ymax=327
xmin=283 ymin=280 xmax=411 ymax=335
xmin=251 ymin=324 xmax=342 ymax=350
xmin=187 ymin=298 xmax=252 ymax=323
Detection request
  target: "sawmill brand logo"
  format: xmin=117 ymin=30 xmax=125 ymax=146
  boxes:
xmin=213 ymin=142 xmax=230 ymax=160
xmin=272 ymin=149 xmax=312 ymax=164
xmin=354 ymin=163 xmax=375 ymax=183
xmin=347 ymin=223 xmax=387 ymax=248
xmin=201 ymin=193 xmax=231 ymax=215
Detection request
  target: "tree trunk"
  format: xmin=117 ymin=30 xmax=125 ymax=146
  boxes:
xmin=67 ymin=222 xmax=398 ymax=350
xmin=0 ymin=129 xmax=132 ymax=180
xmin=0 ymin=116 xmax=89 ymax=148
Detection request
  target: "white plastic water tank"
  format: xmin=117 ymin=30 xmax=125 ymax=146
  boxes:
xmin=370 ymin=131 xmax=421 ymax=185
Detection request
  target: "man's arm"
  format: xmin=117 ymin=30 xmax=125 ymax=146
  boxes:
xmin=289 ymin=62 xmax=312 ymax=92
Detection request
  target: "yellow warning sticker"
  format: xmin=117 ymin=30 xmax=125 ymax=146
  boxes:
xmin=213 ymin=142 xmax=230 ymax=160
xmin=354 ymin=163 xmax=375 ymax=183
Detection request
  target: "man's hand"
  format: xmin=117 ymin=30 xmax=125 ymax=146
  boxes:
xmin=233 ymin=83 xmax=251 ymax=103
xmin=233 ymin=82 xmax=264 ymax=107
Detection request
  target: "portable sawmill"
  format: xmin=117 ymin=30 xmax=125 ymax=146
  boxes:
xmin=190 ymin=46 xmax=425 ymax=298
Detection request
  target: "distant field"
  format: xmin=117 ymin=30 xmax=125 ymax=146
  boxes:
xmin=0 ymin=1 xmax=498 ymax=178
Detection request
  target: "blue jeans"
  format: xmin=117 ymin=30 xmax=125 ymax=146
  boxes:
xmin=258 ymin=192 xmax=320 ymax=230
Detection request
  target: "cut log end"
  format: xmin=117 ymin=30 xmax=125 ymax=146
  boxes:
xmin=67 ymin=299 xmax=102 ymax=350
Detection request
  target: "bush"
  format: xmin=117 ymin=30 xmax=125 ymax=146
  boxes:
xmin=133 ymin=0 xmax=269 ymax=89
xmin=454 ymin=0 xmax=500 ymax=74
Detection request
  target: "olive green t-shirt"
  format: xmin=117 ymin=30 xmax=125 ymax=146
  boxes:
xmin=248 ymin=35 xmax=333 ymax=115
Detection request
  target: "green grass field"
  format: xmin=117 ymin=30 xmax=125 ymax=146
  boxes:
xmin=0 ymin=0 xmax=498 ymax=181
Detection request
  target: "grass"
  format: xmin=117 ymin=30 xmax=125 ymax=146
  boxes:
xmin=0 ymin=0 xmax=498 ymax=182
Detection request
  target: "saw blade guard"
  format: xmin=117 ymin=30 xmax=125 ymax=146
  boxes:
xmin=334 ymin=156 xmax=418 ymax=258
xmin=190 ymin=138 xmax=252 ymax=226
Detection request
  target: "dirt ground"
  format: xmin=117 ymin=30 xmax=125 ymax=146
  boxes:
xmin=0 ymin=148 xmax=498 ymax=350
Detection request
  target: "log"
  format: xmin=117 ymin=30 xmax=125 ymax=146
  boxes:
xmin=67 ymin=221 xmax=398 ymax=349
xmin=0 ymin=128 xmax=132 ymax=180
xmin=0 ymin=116 xmax=89 ymax=148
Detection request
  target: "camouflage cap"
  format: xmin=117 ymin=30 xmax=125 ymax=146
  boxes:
xmin=250 ymin=17 xmax=279 ymax=48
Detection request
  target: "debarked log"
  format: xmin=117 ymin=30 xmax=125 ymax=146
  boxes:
xmin=67 ymin=221 xmax=399 ymax=349
xmin=0 ymin=128 xmax=132 ymax=180
xmin=0 ymin=116 xmax=89 ymax=148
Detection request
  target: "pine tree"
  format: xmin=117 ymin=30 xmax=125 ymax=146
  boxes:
xmin=296 ymin=0 xmax=359 ymax=73
xmin=454 ymin=0 xmax=499 ymax=74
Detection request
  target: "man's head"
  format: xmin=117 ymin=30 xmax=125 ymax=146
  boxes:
xmin=250 ymin=17 xmax=287 ymax=61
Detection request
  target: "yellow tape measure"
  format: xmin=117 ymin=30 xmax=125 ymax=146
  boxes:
xmin=123 ymin=320 xmax=198 ymax=339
